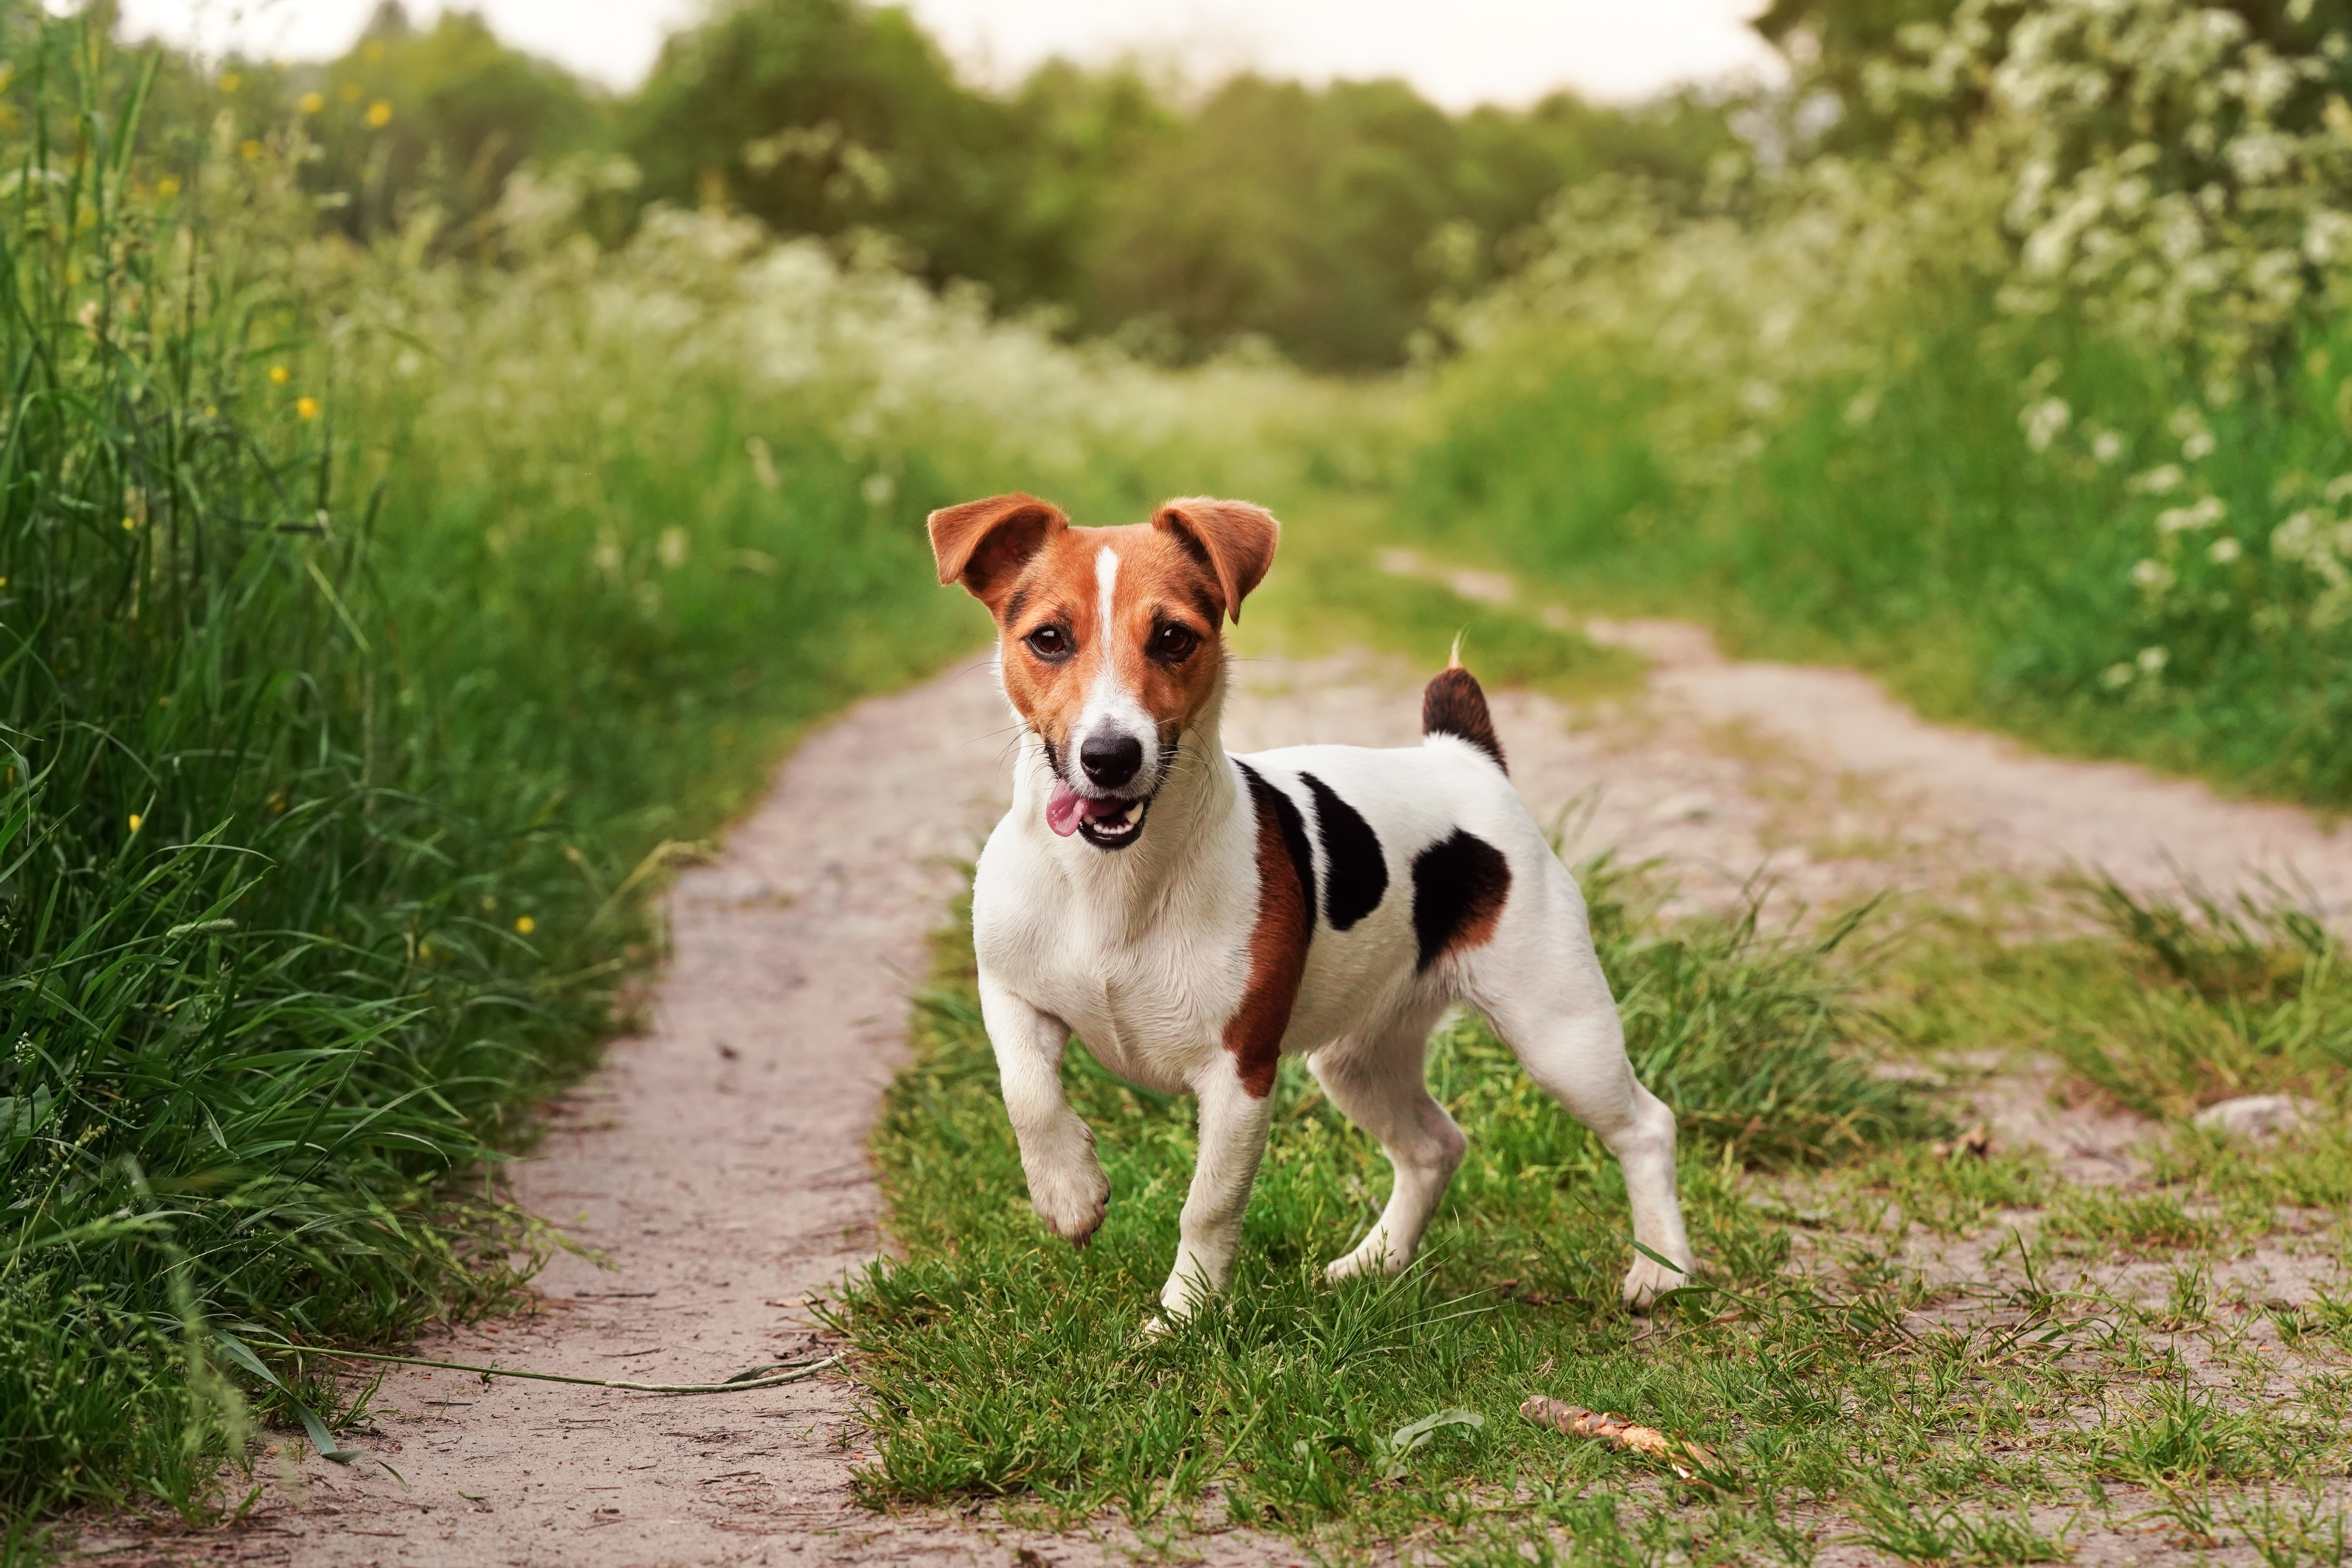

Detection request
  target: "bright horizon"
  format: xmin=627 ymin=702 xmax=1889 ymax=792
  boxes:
xmin=113 ymin=0 xmax=1785 ymax=110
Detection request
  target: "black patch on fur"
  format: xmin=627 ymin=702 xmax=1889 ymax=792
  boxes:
xmin=1410 ymin=830 xmax=1512 ymax=971
xmin=1236 ymin=760 xmax=1315 ymax=951
xmin=1299 ymin=771 xmax=1386 ymax=932
xmin=1421 ymin=666 xmax=1507 ymax=773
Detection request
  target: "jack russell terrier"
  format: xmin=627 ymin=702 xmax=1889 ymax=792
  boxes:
xmin=929 ymin=492 xmax=1693 ymax=1323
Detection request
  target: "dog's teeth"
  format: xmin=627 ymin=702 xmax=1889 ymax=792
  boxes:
xmin=1121 ymin=802 xmax=1144 ymax=825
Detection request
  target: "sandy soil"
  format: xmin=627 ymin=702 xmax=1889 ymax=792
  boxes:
xmin=101 ymin=619 xmax=2352 ymax=1566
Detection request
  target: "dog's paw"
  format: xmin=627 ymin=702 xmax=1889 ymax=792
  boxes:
xmin=1323 ymin=1235 xmax=1405 ymax=1283
xmin=1620 ymin=1249 xmax=1694 ymax=1313
xmin=1029 ymin=1155 xmax=1111 ymax=1248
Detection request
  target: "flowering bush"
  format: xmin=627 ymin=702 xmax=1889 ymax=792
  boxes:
xmin=1417 ymin=0 xmax=2352 ymax=801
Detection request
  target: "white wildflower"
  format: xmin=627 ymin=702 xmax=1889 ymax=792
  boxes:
xmin=2136 ymin=645 xmax=2169 ymax=674
xmin=2273 ymin=509 xmax=2323 ymax=559
xmin=2130 ymin=464 xmax=2186 ymax=495
xmin=2102 ymin=661 xmax=2137 ymax=689
xmin=2208 ymin=536 xmax=2243 ymax=563
xmin=2021 ymin=396 xmax=2071 ymax=451
xmin=2157 ymin=496 xmax=2227 ymax=533
xmin=2181 ymin=428 xmax=2216 ymax=462
xmin=2091 ymin=430 xmax=2124 ymax=463
xmin=2131 ymin=558 xmax=2175 ymax=592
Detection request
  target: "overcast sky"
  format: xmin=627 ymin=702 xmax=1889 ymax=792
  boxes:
xmin=113 ymin=0 xmax=1784 ymax=109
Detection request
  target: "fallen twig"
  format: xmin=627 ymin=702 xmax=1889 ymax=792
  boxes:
xmin=1519 ymin=1395 xmax=1724 ymax=1484
xmin=223 ymin=1331 xmax=841 ymax=1395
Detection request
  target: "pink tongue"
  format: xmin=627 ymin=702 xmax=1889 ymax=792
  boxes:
xmin=1045 ymin=780 xmax=1126 ymax=837
xmin=1045 ymin=780 xmax=1088 ymax=837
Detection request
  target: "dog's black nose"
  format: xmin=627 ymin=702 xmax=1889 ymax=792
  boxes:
xmin=1079 ymin=734 xmax=1143 ymax=790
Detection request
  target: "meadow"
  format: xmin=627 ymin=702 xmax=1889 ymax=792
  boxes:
xmin=7 ymin=0 xmax=2352 ymax=1560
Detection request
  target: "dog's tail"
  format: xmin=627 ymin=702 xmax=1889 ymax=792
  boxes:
xmin=1421 ymin=637 xmax=1507 ymax=773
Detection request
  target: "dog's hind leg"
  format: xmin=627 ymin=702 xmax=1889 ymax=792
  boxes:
xmin=1309 ymin=1000 xmax=1462 ymax=1281
xmin=1466 ymin=869 xmax=1694 ymax=1310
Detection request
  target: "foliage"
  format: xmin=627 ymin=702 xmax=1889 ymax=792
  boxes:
xmin=1087 ymin=75 xmax=1736 ymax=370
xmin=623 ymin=0 xmax=1735 ymax=369
xmin=1406 ymin=0 xmax=2352 ymax=806
xmin=298 ymin=3 xmax=609 ymax=244
xmin=0 ymin=15 xmax=1319 ymax=1524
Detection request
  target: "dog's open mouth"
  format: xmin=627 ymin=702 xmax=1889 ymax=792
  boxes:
xmin=1045 ymin=778 xmax=1151 ymax=849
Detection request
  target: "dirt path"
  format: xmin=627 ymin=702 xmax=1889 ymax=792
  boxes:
xmin=131 ymin=620 xmax=2352 ymax=1565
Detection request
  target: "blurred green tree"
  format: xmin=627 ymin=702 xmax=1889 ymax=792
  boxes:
xmin=296 ymin=3 xmax=606 ymax=241
xmin=1091 ymin=77 xmax=1735 ymax=369
xmin=624 ymin=0 xmax=1035 ymax=294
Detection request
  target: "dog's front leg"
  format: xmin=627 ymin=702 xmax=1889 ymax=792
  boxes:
xmin=978 ymin=973 xmax=1110 ymax=1246
xmin=1160 ymin=1065 xmax=1275 ymax=1321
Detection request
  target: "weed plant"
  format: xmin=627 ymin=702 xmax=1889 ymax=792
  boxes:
xmin=1873 ymin=879 xmax=2352 ymax=1124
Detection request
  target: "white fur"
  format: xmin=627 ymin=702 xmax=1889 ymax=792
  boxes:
xmin=1065 ymin=545 xmax=1164 ymax=797
xmin=972 ymin=655 xmax=1693 ymax=1320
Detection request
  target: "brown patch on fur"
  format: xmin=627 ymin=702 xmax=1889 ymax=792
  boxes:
xmin=927 ymin=494 xmax=1068 ymax=615
xmin=1422 ymin=666 xmax=1507 ymax=773
xmin=1224 ymin=762 xmax=1313 ymax=1098
xmin=1154 ymin=498 xmax=1279 ymax=623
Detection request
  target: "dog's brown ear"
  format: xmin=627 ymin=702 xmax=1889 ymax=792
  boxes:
xmin=1152 ymin=497 xmax=1279 ymax=624
xmin=928 ymin=493 xmax=1069 ymax=614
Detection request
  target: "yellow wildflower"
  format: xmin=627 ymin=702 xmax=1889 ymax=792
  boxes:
xmin=219 ymin=72 xmax=240 ymax=93
xmin=296 ymin=397 xmax=319 ymax=421
xmin=239 ymin=139 xmax=262 ymax=161
xmin=268 ymin=364 xmax=290 ymax=385
xmin=298 ymin=91 xmax=325 ymax=115
xmin=366 ymin=100 xmax=393 ymax=128
xmin=121 ymin=516 xmax=136 ymax=531
xmin=514 ymin=915 xmax=536 ymax=935
xmin=155 ymin=175 xmax=180 ymax=198
xmin=128 ymin=813 xmax=142 ymax=833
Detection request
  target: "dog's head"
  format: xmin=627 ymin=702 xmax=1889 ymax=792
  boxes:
xmin=929 ymin=493 xmax=1278 ymax=851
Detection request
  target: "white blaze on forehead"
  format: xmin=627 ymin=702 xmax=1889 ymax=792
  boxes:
xmin=1095 ymin=546 xmax=1119 ymax=643
xmin=1073 ymin=542 xmax=1157 ymax=789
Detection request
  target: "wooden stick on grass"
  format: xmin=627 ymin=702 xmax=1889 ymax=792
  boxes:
xmin=1519 ymin=1395 xmax=1725 ymax=1484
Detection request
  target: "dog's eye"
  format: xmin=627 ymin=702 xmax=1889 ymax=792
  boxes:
xmin=1024 ymin=626 xmax=1070 ymax=659
xmin=1151 ymin=624 xmax=1199 ymax=662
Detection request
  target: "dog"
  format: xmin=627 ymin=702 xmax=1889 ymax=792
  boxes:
xmin=929 ymin=492 xmax=1693 ymax=1323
